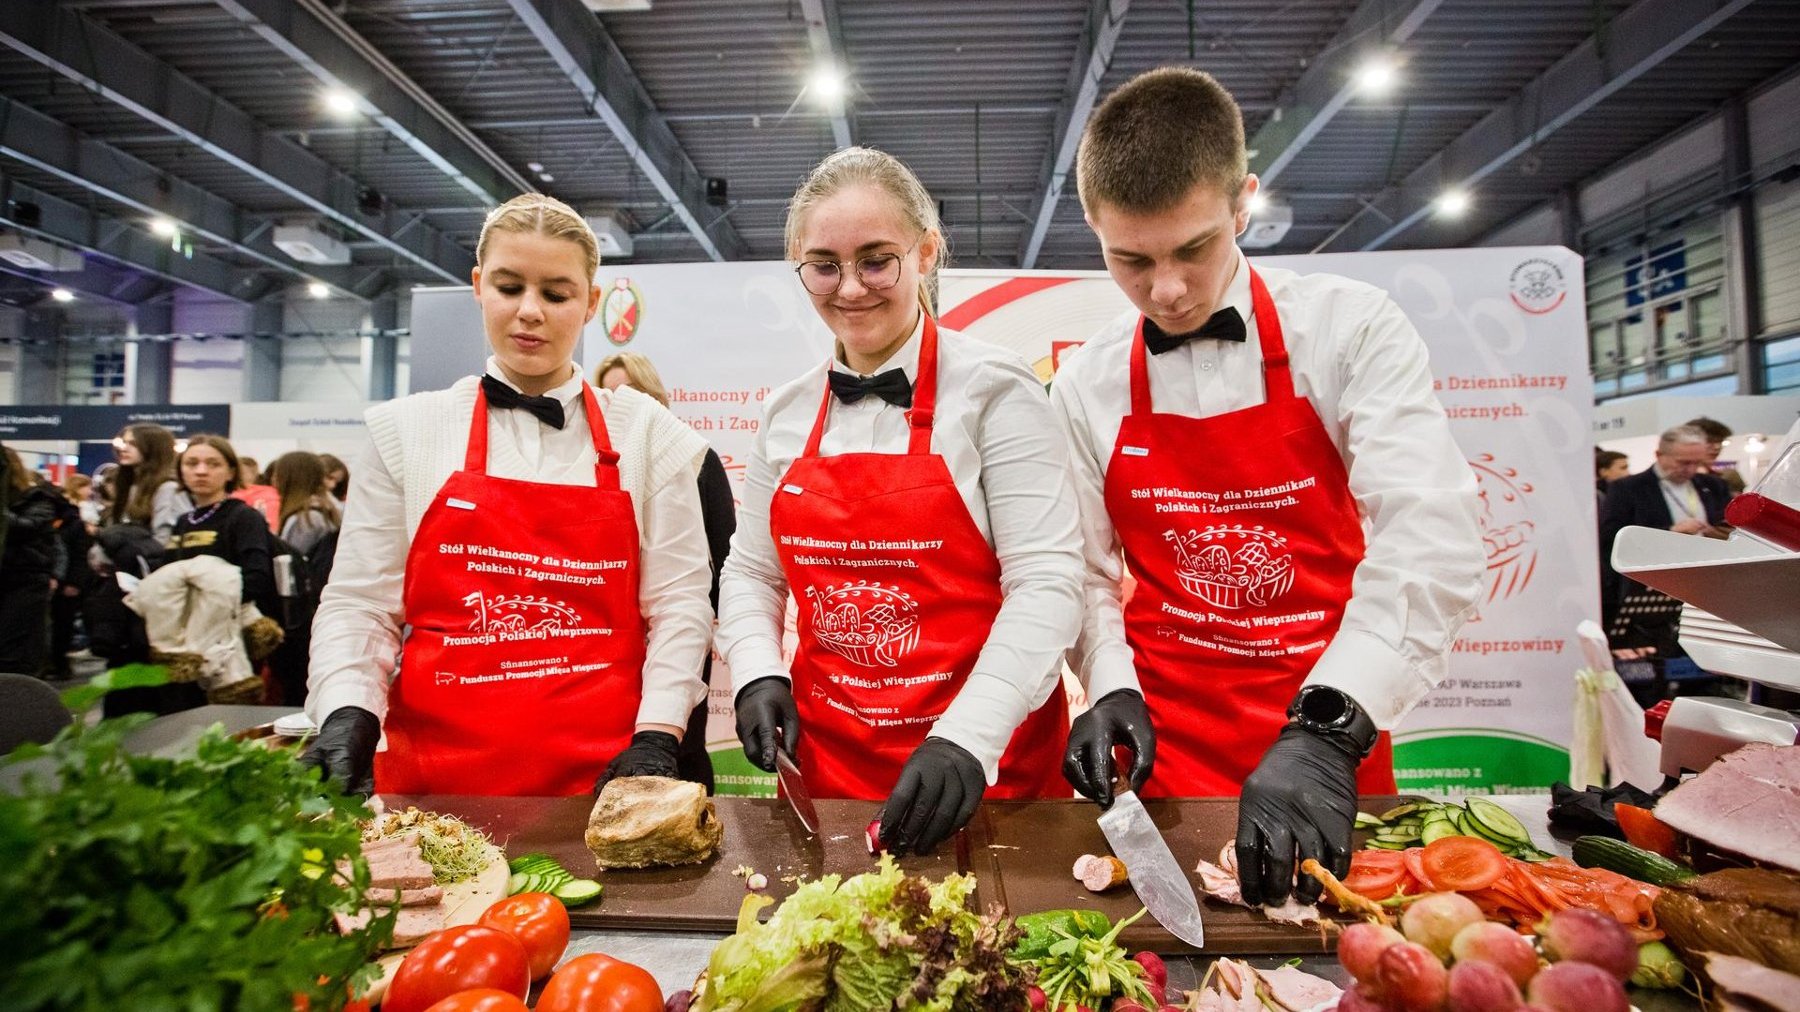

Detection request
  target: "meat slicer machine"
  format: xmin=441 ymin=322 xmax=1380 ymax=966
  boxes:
xmin=1614 ymin=506 xmax=1800 ymax=776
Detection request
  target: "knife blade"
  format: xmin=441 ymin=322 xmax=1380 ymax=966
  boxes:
xmin=773 ymin=731 xmax=819 ymax=836
xmin=1097 ymin=790 xmax=1206 ymax=948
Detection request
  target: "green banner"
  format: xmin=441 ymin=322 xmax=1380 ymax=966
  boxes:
xmin=1392 ymin=729 xmax=1569 ymax=796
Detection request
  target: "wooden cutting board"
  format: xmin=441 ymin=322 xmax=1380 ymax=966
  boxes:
xmin=969 ymin=797 xmax=1411 ymax=956
xmin=382 ymin=794 xmax=1414 ymax=954
xmin=380 ymin=794 xmax=970 ymax=932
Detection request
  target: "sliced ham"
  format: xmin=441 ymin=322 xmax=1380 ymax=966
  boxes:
xmin=1193 ymin=843 xmax=1323 ymax=925
xmin=366 ymin=884 xmax=445 ymax=907
xmin=1656 ymin=742 xmax=1800 ymax=872
xmin=367 ymin=856 xmax=436 ymax=891
xmin=334 ymin=904 xmax=448 ymax=948
xmin=1197 ymin=960 xmax=1338 ymax=1012
xmin=1702 ymin=952 xmax=1800 ymax=1011
xmin=1254 ymin=965 xmax=1342 ymax=1011
xmin=361 ymin=832 xmax=423 ymax=859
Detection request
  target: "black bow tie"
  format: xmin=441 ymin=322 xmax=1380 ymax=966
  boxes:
xmin=828 ymin=367 xmax=913 ymax=408
xmin=1143 ymin=306 xmax=1247 ymax=355
xmin=481 ymin=374 xmax=566 ymax=429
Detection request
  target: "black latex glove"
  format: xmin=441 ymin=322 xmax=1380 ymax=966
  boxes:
xmin=1063 ymin=689 xmax=1155 ymax=808
xmin=595 ymin=730 xmax=682 ymax=792
xmin=1235 ymin=724 xmax=1361 ymax=907
xmin=734 ymin=676 xmax=800 ymax=773
xmin=298 ymin=706 xmax=381 ymax=798
xmin=880 ymin=737 xmax=985 ymax=857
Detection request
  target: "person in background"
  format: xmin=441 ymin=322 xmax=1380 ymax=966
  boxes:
xmin=302 ymin=193 xmax=713 ymax=798
xmin=1686 ymin=416 xmax=1745 ymax=496
xmin=266 ymin=451 xmax=342 ymax=706
xmin=50 ymin=472 xmax=97 ymax=679
xmin=1600 ymin=425 xmax=1731 ymax=619
xmin=1595 ymin=450 xmax=1630 ymax=510
xmin=1050 ymin=67 xmax=1483 ymax=907
xmin=318 ymin=454 xmax=349 ymax=504
xmin=231 ymin=455 xmax=281 ymax=533
xmin=0 ymin=447 xmax=64 ymax=676
xmin=597 ymin=350 xmax=735 ymax=793
xmin=719 ymin=147 xmax=1085 ymax=856
xmin=106 ymin=424 xmax=188 ymax=543
xmin=169 ymin=435 xmax=277 ymax=614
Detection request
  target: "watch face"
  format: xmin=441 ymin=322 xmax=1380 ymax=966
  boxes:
xmin=1296 ymin=686 xmax=1352 ymax=728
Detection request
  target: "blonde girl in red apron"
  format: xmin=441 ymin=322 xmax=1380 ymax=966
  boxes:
xmin=302 ymin=194 xmax=712 ymax=797
xmin=717 ymin=148 xmax=1085 ymax=856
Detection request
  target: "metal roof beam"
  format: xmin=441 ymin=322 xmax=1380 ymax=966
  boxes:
xmin=1314 ymin=0 xmax=1755 ymax=253
xmin=0 ymin=1 xmax=473 ymax=282
xmin=0 ymin=174 xmax=251 ymax=302
xmin=1018 ymin=0 xmax=1130 ymax=269
xmin=505 ymin=0 xmax=746 ymax=262
xmin=1250 ymin=0 xmax=1446 ymax=186
xmin=796 ymin=0 xmax=853 ymax=149
xmin=0 ymin=257 xmax=163 ymax=307
xmin=211 ymin=0 xmax=531 ymax=205
xmin=0 ymin=96 xmax=366 ymax=297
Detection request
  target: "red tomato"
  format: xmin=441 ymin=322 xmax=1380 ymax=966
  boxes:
xmin=1419 ymin=836 xmax=1508 ymax=892
xmin=1342 ymin=852 xmax=1408 ymax=900
xmin=477 ymin=892 xmax=571 ymax=980
xmin=423 ymin=989 xmax=531 ymax=1012
xmin=1614 ymin=802 xmax=1678 ymax=859
xmin=536 ymin=953 xmax=663 ymax=1012
xmin=383 ymin=926 xmax=531 ymax=1012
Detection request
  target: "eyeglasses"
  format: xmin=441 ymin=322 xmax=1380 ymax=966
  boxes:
xmin=794 ymin=234 xmax=923 ymax=296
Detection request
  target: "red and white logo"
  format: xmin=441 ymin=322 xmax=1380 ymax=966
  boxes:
xmin=804 ymin=582 xmax=920 ymax=668
xmin=463 ymin=590 xmax=582 ymax=633
xmin=601 ymin=277 xmax=644 ymax=345
xmin=1470 ymin=453 xmax=1538 ymax=609
xmin=1164 ymin=525 xmax=1295 ymax=610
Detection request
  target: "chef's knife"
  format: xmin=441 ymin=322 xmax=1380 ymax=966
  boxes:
xmin=1097 ymin=790 xmax=1206 ymax=948
xmin=772 ymin=730 xmax=819 ymax=836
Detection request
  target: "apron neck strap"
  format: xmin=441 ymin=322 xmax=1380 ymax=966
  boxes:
xmin=1128 ymin=265 xmax=1294 ymax=413
xmin=801 ymin=314 xmax=941 ymax=458
xmin=465 ymin=376 xmax=621 ymax=486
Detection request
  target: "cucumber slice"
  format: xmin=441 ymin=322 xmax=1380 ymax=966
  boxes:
xmin=1379 ymin=802 xmax=1437 ymax=821
xmin=507 ymin=852 xmax=553 ymax=872
xmin=1465 ymin=798 xmax=1532 ymax=847
xmin=1355 ymin=812 xmax=1387 ymax=830
xmin=506 ymin=872 xmax=530 ymax=895
xmin=1364 ymin=838 xmax=1408 ymax=850
xmin=554 ymin=878 xmax=603 ymax=906
xmin=1420 ymin=819 xmax=1460 ymax=846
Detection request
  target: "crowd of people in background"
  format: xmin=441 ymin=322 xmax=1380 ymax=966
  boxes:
xmin=0 ymin=425 xmax=344 ymax=715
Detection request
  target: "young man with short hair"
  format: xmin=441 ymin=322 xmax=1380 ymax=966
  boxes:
xmin=1050 ymin=67 xmax=1483 ymax=907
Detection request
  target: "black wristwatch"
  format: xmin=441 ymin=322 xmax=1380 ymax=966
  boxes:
xmin=1287 ymin=685 xmax=1379 ymax=758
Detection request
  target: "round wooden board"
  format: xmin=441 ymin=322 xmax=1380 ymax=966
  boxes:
xmin=361 ymin=856 xmax=511 ymax=1006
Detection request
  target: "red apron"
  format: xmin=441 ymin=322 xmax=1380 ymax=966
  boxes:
xmin=770 ymin=317 xmax=1067 ymax=800
xmin=1102 ymin=268 xmax=1396 ymax=798
xmin=375 ymin=382 xmax=646 ymax=796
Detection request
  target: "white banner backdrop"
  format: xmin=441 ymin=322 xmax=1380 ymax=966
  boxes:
xmin=410 ymin=246 xmax=1594 ymax=795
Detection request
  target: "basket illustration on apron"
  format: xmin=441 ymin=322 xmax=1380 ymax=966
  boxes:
xmin=804 ymin=582 xmax=922 ymax=668
xmin=1164 ymin=525 xmax=1296 ymax=610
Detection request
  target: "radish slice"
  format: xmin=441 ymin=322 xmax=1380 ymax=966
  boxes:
xmin=865 ymin=818 xmax=884 ymax=855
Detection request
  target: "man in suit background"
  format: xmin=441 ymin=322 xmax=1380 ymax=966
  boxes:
xmin=1599 ymin=423 xmax=1730 ymax=634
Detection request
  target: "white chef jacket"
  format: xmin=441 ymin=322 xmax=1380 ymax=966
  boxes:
xmin=307 ymin=359 xmax=713 ymax=731
xmin=1050 ymin=250 xmax=1483 ymax=729
xmin=716 ymin=316 xmax=1085 ymax=781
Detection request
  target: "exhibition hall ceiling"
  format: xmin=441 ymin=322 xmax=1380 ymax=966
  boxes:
xmin=1 ymin=0 xmax=1797 ymax=305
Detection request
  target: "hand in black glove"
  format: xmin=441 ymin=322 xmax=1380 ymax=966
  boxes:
xmin=879 ymin=737 xmax=985 ymax=857
xmin=298 ymin=706 xmax=381 ymax=798
xmin=595 ymin=730 xmax=682 ymax=792
xmin=734 ymin=676 xmax=800 ymax=773
xmin=1063 ymin=689 xmax=1155 ymax=808
xmin=1235 ymin=724 xmax=1361 ymax=907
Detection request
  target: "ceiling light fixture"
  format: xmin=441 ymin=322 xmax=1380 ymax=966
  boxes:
xmin=323 ymin=88 xmax=360 ymax=117
xmin=1246 ymin=191 xmax=1270 ymax=215
xmin=150 ymin=217 xmax=178 ymax=237
xmin=527 ymin=161 xmax=545 ymax=173
xmin=1434 ymin=189 xmax=1471 ymax=217
xmin=307 ymin=281 xmax=330 ymax=299
xmin=50 ymin=288 xmax=74 ymax=303
xmin=808 ymin=64 xmax=848 ymax=103
xmin=1353 ymin=56 xmax=1398 ymax=97
xmin=539 ymin=172 xmax=555 ymax=183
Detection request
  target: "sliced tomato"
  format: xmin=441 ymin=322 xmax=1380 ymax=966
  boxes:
xmin=1614 ymin=803 xmax=1678 ymax=859
xmin=1419 ymin=836 xmax=1508 ymax=892
xmin=1343 ymin=852 xmax=1407 ymax=900
xmin=1403 ymin=846 xmax=1439 ymax=892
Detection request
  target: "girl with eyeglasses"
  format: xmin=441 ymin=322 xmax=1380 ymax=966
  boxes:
xmin=717 ymin=147 xmax=1084 ymax=856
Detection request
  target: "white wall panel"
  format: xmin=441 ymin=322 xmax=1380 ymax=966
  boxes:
xmin=1758 ymin=176 xmax=1800 ymax=339
xmin=1579 ymin=118 xmax=1723 ymax=226
xmin=170 ymin=339 xmax=244 ymax=404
